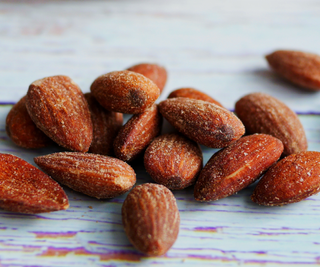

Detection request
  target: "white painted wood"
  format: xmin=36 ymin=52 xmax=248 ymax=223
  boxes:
xmin=0 ymin=0 xmax=320 ymax=266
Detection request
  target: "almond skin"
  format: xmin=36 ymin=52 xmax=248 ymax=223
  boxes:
xmin=0 ymin=153 xmax=69 ymax=214
xmin=122 ymin=183 xmax=180 ymax=256
xmin=127 ymin=63 xmax=167 ymax=94
xmin=159 ymin=97 xmax=245 ymax=148
xmin=85 ymin=93 xmax=123 ymax=156
xmin=235 ymin=92 xmax=308 ymax=156
xmin=113 ymin=104 xmax=162 ymax=162
xmin=34 ymin=152 xmax=136 ymax=199
xmin=90 ymin=70 xmax=160 ymax=114
xmin=194 ymin=134 xmax=283 ymax=202
xmin=266 ymin=50 xmax=320 ymax=91
xmin=252 ymin=151 xmax=320 ymax=206
xmin=6 ymin=96 xmax=52 ymax=149
xmin=144 ymin=133 xmax=203 ymax=190
xmin=168 ymin=87 xmax=224 ymax=108
xmin=26 ymin=75 xmax=93 ymax=152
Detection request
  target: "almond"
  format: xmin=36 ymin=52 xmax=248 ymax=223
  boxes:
xmin=168 ymin=87 xmax=224 ymax=108
xmin=235 ymin=92 xmax=308 ymax=156
xmin=144 ymin=133 xmax=203 ymax=190
xmin=90 ymin=70 xmax=160 ymax=114
xmin=194 ymin=134 xmax=283 ymax=202
xmin=251 ymin=151 xmax=320 ymax=206
xmin=127 ymin=63 xmax=167 ymax=94
xmin=159 ymin=97 xmax=245 ymax=148
xmin=34 ymin=152 xmax=136 ymax=199
xmin=122 ymin=183 xmax=180 ymax=256
xmin=266 ymin=50 xmax=320 ymax=91
xmin=113 ymin=104 xmax=162 ymax=162
xmin=6 ymin=96 xmax=52 ymax=149
xmin=26 ymin=75 xmax=93 ymax=152
xmin=0 ymin=153 xmax=68 ymax=214
xmin=85 ymin=93 xmax=123 ymax=156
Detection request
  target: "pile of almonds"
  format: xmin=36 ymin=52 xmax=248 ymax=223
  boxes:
xmin=2 ymin=50 xmax=320 ymax=256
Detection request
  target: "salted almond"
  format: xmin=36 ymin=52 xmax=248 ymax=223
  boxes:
xmin=6 ymin=96 xmax=52 ymax=149
xmin=159 ymin=98 xmax=245 ymax=148
xmin=90 ymin=70 xmax=160 ymax=114
xmin=34 ymin=152 xmax=136 ymax=199
xmin=122 ymin=183 xmax=180 ymax=256
xmin=0 ymin=153 xmax=68 ymax=214
xmin=266 ymin=50 xmax=320 ymax=91
xmin=113 ymin=104 xmax=162 ymax=162
xmin=144 ymin=133 xmax=203 ymax=190
xmin=194 ymin=134 xmax=283 ymax=202
xmin=85 ymin=93 xmax=123 ymax=156
xmin=26 ymin=75 xmax=93 ymax=152
xmin=127 ymin=63 xmax=167 ymax=93
xmin=252 ymin=151 xmax=320 ymax=206
xmin=168 ymin=87 xmax=223 ymax=108
xmin=235 ymin=92 xmax=307 ymax=156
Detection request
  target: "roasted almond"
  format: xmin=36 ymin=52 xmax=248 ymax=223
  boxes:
xmin=113 ymin=104 xmax=162 ymax=162
xmin=252 ymin=151 xmax=320 ymax=206
xmin=26 ymin=75 xmax=93 ymax=152
xmin=0 ymin=153 xmax=69 ymax=214
xmin=159 ymin=97 xmax=245 ymax=148
xmin=122 ymin=183 xmax=180 ymax=256
xmin=127 ymin=63 xmax=167 ymax=94
xmin=90 ymin=70 xmax=160 ymax=114
xmin=194 ymin=134 xmax=283 ymax=202
xmin=235 ymin=92 xmax=308 ymax=156
xmin=85 ymin=93 xmax=123 ymax=156
xmin=266 ymin=50 xmax=320 ymax=91
xmin=6 ymin=96 xmax=52 ymax=149
xmin=168 ymin=87 xmax=224 ymax=108
xmin=144 ymin=133 xmax=203 ymax=190
xmin=34 ymin=152 xmax=136 ymax=199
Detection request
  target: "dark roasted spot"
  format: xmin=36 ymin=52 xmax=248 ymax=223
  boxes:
xmin=129 ymin=89 xmax=145 ymax=107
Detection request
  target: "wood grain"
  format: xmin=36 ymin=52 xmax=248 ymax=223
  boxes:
xmin=1 ymin=0 xmax=320 ymax=266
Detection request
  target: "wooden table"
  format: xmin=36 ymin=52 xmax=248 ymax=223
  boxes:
xmin=1 ymin=1 xmax=320 ymax=266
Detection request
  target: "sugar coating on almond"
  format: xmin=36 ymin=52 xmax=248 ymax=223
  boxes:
xmin=90 ymin=70 xmax=160 ymax=114
xmin=6 ymin=96 xmax=52 ymax=149
xmin=235 ymin=92 xmax=308 ymax=156
xmin=266 ymin=50 xmax=320 ymax=91
xmin=168 ymin=87 xmax=224 ymax=108
xmin=85 ymin=93 xmax=123 ymax=156
xmin=159 ymin=97 xmax=245 ymax=148
xmin=26 ymin=75 xmax=93 ymax=152
xmin=127 ymin=63 xmax=167 ymax=93
xmin=114 ymin=104 xmax=162 ymax=162
xmin=34 ymin=152 xmax=136 ymax=199
xmin=122 ymin=183 xmax=180 ymax=256
xmin=252 ymin=151 xmax=320 ymax=206
xmin=0 ymin=153 xmax=69 ymax=214
xmin=194 ymin=134 xmax=284 ymax=202
xmin=144 ymin=133 xmax=203 ymax=190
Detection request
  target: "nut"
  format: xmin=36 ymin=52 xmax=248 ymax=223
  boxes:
xmin=159 ymin=97 xmax=245 ymax=148
xmin=127 ymin=63 xmax=167 ymax=94
xmin=113 ymin=104 xmax=162 ymax=162
xmin=144 ymin=133 xmax=203 ymax=190
xmin=90 ymin=70 xmax=160 ymax=114
xmin=26 ymin=75 xmax=93 ymax=152
xmin=6 ymin=96 xmax=52 ymax=149
xmin=34 ymin=152 xmax=136 ymax=199
xmin=122 ymin=183 xmax=180 ymax=256
xmin=168 ymin=87 xmax=223 ymax=108
xmin=235 ymin=92 xmax=308 ymax=156
xmin=85 ymin=92 xmax=123 ymax=156
xmin=0 ymin=153 xmax=69 ymax=214
xmin=252 ymin=151 xmax=320 ymax=206
xmin=194 ymin=134 xmax=283 ymax=202
xmin=266 ymin=50 xmax=320 ymax=91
